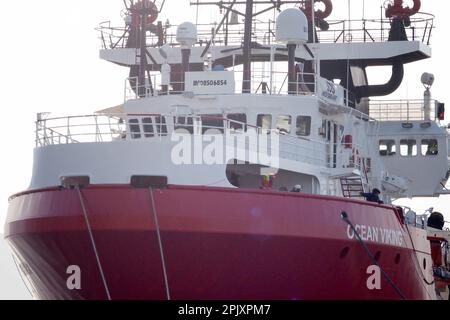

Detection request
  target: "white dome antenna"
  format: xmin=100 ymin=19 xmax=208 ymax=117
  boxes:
xmin=276 ymin=8 xmax=308 ymax=45
xmin=276 ymin=9 xmax=309 ymax=95
xmin=176 ymin=22 xmax=198 ymax=48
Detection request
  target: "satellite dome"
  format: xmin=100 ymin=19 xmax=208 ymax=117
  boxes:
xmin=176 ymin=22 xmax=198 ymax=47
xmin=276 ymin=8 xmax=308 ymax=44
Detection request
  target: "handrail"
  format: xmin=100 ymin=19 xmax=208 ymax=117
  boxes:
xmin=369 ymin=99 xmax=437 ymax=122
xmin=98 ymin=13 xmax=435 ymax=50
xmin=123 ymin=71 xmax=319 ymax=101
xmin=35 ymin=113 xmax=367 ymax=172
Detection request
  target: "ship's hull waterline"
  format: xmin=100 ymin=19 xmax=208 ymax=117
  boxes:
xmin=5 ymin=185 xmax=434 ymax=300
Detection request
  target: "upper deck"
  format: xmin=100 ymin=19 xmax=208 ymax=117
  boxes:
xmin=98 ymin=13 xmax=434 ymax=67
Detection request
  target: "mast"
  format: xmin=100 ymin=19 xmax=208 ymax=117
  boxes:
xmin=139 ymin=6 xmax=148 ymax=97
xmin=242 ymin=0 xmax=254 ymax=93
xmin=191 ymin=1 xmax=305 ymax=94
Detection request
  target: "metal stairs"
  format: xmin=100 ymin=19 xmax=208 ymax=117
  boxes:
xmin=340 ymin=176 xmax=365 ymax=198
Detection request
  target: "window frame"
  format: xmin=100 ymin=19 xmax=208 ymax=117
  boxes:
xmin=296 ymin=116 xmax=312 ymax=137
xmin=379 ymin=139 xmax=397 ymax=157
xmin=276 ymin=115 xmax=292 ymax=134
xmin=421 ymin=139 xmax=439 ymax=156
xmin=399 ymin=139 xmax=418 ymax=157
xmin=227 ymin=113 xmax=247 ymax=131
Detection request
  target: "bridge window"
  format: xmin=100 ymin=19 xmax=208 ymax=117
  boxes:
xmin=174 ymin=116 xmax=194 ymax=134
xmin=296 ymin=116 xmax=311 ymax=137
xmin=277 ymin=115 xmax=292 ymax=134
xmin=227 ymin=113 xmax=247 ymax=131
xmin=421 ymin=139 xmax=438 ymax=156
xmin=201 ymin=114 xmax=224 ymax=134
xmin=142 ymin=118 xmax=154 ymax=138
xmin=400 ymin=139 xmax=417 ymax=157
xmin=379 ymin=140 xmax=396 ymax=156
xmin=129 ymin=119 xmax=141 ymax=139
xmin=155 ymin=116 xmax=168 ymax=136
xmin=257 ymin=114 xmax=272 ymax=130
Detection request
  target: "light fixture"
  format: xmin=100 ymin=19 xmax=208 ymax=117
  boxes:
xmin=402 ymin=123 xmax=414 ymax=129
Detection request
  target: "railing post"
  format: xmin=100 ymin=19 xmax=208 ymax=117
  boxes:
xmin=363 ymin=20 xmax=366 ymax=43
xmin=35 ymin=120 xmax=39 ymax=147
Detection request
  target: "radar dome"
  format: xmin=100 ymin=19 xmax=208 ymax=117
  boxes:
xmin=276 ymin=8 xmax=308 ymax=44
xmin=176 ymin=22 xmax=198 ymax=47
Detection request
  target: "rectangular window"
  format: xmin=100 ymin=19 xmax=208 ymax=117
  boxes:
xmin=227 ymin=113 xmax=247 ymax=131
xmin=142 ymin=117 xmax=154 ymax=138
xmin=257 ymin=114 xmax=272 ymax=130
xmin=400 ymin=139 xmax=417 ymax=157
xmin=379 ymin=140 xmax=396 ymax=156
xmin=296 ymin=116 xmax=311 ymax=136
xmin=327 ymin=121 xmax=331 ymax=141
xmin=277 ymin=115 xmax=292 ymax=134
xmin=156 ymin=116 xmax=168 ymax=136
xmin=129 ymin=118 xmax=141 ymax=139
xmin=174 ymin=116 xmax=194 ymax=134
xmin=421 ymin=139 xmax=439 ymax=156
xmin=201 ymin=114 xmax=224 ymax=134
xmin=319 ymin=119 xmax=327 ymax=137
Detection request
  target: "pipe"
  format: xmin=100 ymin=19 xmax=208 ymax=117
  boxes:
xmin=181 ymin=48 xmax=191 ymax=92
xmin=355 ymin=60 xmax=404 ymax=99
xmin=288 ymin=44 xmax=297 ymax=95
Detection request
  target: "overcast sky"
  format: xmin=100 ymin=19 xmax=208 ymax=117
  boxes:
xmin=0 ymin=0 xmax=449 ymax=299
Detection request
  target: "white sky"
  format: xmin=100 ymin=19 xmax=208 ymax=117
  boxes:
xmin=0 ymin=0 xmax=449 ymax=230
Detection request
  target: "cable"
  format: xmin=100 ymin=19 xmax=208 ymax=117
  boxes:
xmin=11 ymin=253 xmax=34 ymax=299
xmin=77 ymin=187 xmax=112 ymax=300
xmin=341 ymin=211 xmax=406 ymax=299
xmin=149 ymin=187 xmax=171 ymax=300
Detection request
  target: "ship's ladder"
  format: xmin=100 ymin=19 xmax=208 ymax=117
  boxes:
xmin=340 ymin=175 xmax=365 ymax=198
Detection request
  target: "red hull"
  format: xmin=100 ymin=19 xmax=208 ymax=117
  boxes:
xmin=5 ymin=185 xmax=434 ymax=299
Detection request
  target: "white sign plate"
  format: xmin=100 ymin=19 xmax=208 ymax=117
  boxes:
xmin=185 ymin=71 xmax=235 ymax=95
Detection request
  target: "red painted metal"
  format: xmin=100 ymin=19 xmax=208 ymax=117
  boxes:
xmin=131 ymin=0 xmax=159 ymax=27
xmin=302 ymin=0 xmax=333 ymax=20
xmin=5 ymin=185 xmax=433 ymax=300
xmin=386 ymin=0 xmax=421 ymax=18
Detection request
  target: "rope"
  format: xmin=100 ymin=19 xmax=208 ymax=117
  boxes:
xmin=149 ymin=187 xmax=171 ymax=300
xmin=11 ymin=253 xmax=34 ymax=299
xmin=76 ymin=187 xmax=112 ymax=300
xmin=341 ymin=211 xmax=406 ymax=299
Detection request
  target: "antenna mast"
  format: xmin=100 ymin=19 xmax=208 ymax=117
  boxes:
xmin=190 ymin=1 xmax=305 ymax=93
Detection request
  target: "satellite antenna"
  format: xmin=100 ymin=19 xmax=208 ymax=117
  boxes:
xmin=276 ymin=8 xmax=308 ymax=95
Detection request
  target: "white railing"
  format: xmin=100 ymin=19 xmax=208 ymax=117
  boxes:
xmin=36 ymin=114 xmax=126 ymax=146
xmin=369 ymin=99 xmax=437 ymax=122
xmin=124 ymin=71 xmax=318 ymax=101
xmin=35 ymin=113 xmax=368 ymax=171
xmin=98 ymin=14 xmax=435 ymax=50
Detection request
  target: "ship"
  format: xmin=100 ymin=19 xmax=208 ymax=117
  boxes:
xmin=4 ymin=0 xmax=450 ymax=300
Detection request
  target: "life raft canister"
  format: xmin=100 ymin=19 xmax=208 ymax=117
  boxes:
xmin=131 ymin=0 xmax=159 ymax=27
xmin=385 ymin=0 xmax=421 ymax=18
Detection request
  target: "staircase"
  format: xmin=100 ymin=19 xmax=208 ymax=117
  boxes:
xmin=340 ymin=176 xmax=365 ymax=198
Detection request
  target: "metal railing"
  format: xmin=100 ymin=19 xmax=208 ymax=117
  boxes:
xmin=124 ymin=71 xmax=318 ymax=100
xmin=35 ymin=113 xmax=368 ymax=171
xmin=318 ymin=14 xmax=434 ymax=44
xmin=36 ymin=114 xmax=126 ymax=146
xmin=98 ymin=14 xmax=435 ymax=50
xmin=369 ymin=99 xmax=437 ymax=122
